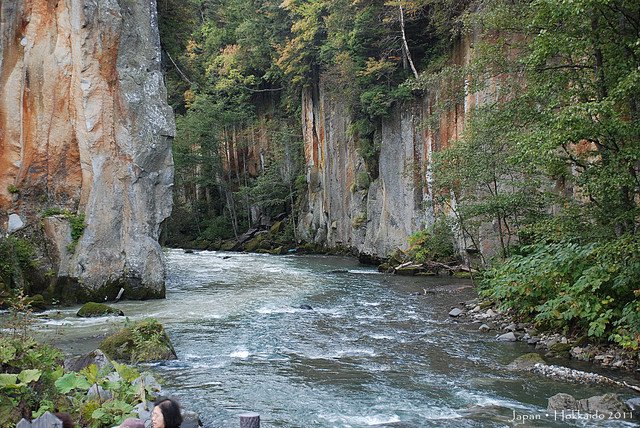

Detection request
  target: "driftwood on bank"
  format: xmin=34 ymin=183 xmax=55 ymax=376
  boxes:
xmin=393 ymin=260 xmax=477 ymax=276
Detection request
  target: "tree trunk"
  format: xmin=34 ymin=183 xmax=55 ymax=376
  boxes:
xmin=399 ymin=5 xmax=419 ymax=79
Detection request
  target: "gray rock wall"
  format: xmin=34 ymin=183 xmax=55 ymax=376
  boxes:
xmin=298 ymin=84 xmax=434 ymax=257
xmin=298 ymin=37 xmax=489 ymax=259
xmin=0 ymin=0 xmax=174 ymax=301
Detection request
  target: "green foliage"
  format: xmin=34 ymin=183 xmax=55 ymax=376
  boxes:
xmin=7 ymin=184 xmax=19 ymax=194
xmin=0 ymin=237 xmax=38 ymax=291
xmin=425 ymin=0 xmax=640 ymax=349
xmin=0 ymin=333 xmax=157 ymax=427
xmin=408 ymin=217 xmax=457 ymax=263
xmin=481 ymin=235 xmax=640 ymax=349
xmin=0 ymin=335 xmax=65 ymax=425
xmin=91 ymin=400 xmax=135 ymax=427
xmin=4 ymin=289 xmax=35 ymax=339
xmin=55 ymin=372 xmax=92 ymax=394
xmin=42 ymin=209 xmax=87 ymax=253
xmin=159 ymin=0 xmax=460 ymax=247
xmin=352 ymin=212 xmax=368 ymax=229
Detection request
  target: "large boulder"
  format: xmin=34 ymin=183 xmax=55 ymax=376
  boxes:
xmin=64 ymin=349 xmax=112 ymax=373
xmin=99 ymin=319 xmax=177 ymax=363
xmin=548 ymin=393 xmax=631 ymax=415
xmin=579 ymin=394 xmax=631 ymax=415
xmin=548 ymin=393 xmax=578 ymax=411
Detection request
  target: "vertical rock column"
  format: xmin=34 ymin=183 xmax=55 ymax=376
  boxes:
xmin=0 ymin=0 xmax=174 ymax=301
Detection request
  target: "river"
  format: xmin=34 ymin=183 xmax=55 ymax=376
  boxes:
xmin=32 ymin=250 xmax=638 ymax=427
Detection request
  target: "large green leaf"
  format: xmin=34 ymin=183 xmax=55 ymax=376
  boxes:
xmin=55 ymin=372 xmax=91 ymax=393
xmin=18 ymin=369 xmax=42 ymax=384
xmin=0 ymin=342 xmax=16 ymax=364
xmin=0 ymin=374 xmax=18 ymax=388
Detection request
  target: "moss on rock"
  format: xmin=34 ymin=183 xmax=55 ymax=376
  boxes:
xmin=77 ymin=302 xmax=124 ymax=318
xmin=26 ymin=294 xmax=48 ymax=311
xmin=99 ymin=318 xmax=177 ymax=363
xmin=507 ymin=353 xmax=546 ymax=371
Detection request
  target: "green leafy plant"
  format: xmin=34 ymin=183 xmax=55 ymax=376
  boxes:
xmin=352 ymin=213 xmax=368 ymax=229
xmin=481 ymin=235 xmax=640 ymax=349
xmin=408 ymin=218 xmax=457 ymax=263
xmin=1 ymin=301 xmax=160 ymax=426
xmin=42 ymin=209 xmax=87 ymax=253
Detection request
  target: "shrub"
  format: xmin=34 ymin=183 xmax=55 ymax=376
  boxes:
xmin=481 ymin=235 xmax=640 ymax=349
xmin=408 ymin=218 xmax=457 ymax=263
xmin=352 ymin=213 xmax=368 ymax=229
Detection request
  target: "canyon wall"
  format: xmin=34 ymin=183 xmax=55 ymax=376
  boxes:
xmin=0 ymin=0 xmax=174 ymax=301
xmin=298 ymin=37 xmax=495 ymax=259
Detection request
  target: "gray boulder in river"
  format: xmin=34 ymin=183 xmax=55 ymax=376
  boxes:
xmin=548 ymin=393 xmax=631 ymax=415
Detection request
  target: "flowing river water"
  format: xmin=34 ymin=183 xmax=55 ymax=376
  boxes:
xmin=29 ymin=250 xmax=639 ymax=427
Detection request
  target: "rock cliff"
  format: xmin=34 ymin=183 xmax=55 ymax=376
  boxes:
xmin=0 ymin=0 xmax=174 ymax=301
xmin=298 ymin=37 xmax=493 ymax=259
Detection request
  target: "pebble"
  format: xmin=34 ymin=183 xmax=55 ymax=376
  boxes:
xmin=479 ymin=324 xmax=491 ymax=332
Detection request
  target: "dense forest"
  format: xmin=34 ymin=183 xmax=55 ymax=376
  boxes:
xmin=155 ymin=0 xmax=639 ymax=350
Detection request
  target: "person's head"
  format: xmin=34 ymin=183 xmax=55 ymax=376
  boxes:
xmin=151 ymin=397 xmax=183 ymax=428
xmin=119 ymin=417 xmax=145 ymax=428
xmin=53 ymin=413 xmax=73 ymax=428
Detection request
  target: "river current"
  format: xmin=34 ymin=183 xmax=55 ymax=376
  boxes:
xmin=32 ymin=250 xmax=639 ymax=427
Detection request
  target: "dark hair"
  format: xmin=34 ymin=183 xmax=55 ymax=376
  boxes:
xmin=53 ymin=413 xmax=74 ymax=428
xmin=154 ymin=396 xmax=183 ymax=428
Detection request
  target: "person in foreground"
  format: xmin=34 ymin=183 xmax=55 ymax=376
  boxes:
xmin=151 ymin=396 xmax=184 ymax=428
xmin=118 ymin=417 xmax=145 ymax=428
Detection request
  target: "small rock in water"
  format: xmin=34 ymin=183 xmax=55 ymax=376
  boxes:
xmin=299 ymin=304 xmax=313 ymax=310
xmin=479 ymin=324 xmax=491 ymax=332
xmin=497 ymin=332 xmax=517 ymax=342
xmin=549 ymin=393 xmax=631 ymax=416
xmin=449 ymin=308 xmax=463 ymax=317
xmin=184 ymin=249 xmax=194 ymax=254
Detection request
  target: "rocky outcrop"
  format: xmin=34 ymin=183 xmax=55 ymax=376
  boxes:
xmin=298 ymin=36 xmax=498 ymax=259
xmin=0 ymin=0 xmax=174 ymax=301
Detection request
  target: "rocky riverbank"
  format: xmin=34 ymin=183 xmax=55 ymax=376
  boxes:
xmin=443 ymin=298 xmax=640 ymax=422
xmin=448 ymin=297 xmax=640 ymax=373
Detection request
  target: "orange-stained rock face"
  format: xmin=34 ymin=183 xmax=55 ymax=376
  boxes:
xmin=298 ymin=35 xmax=500 ymax=259
xmin=0 ymin=0 xmax=175 ymax=301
